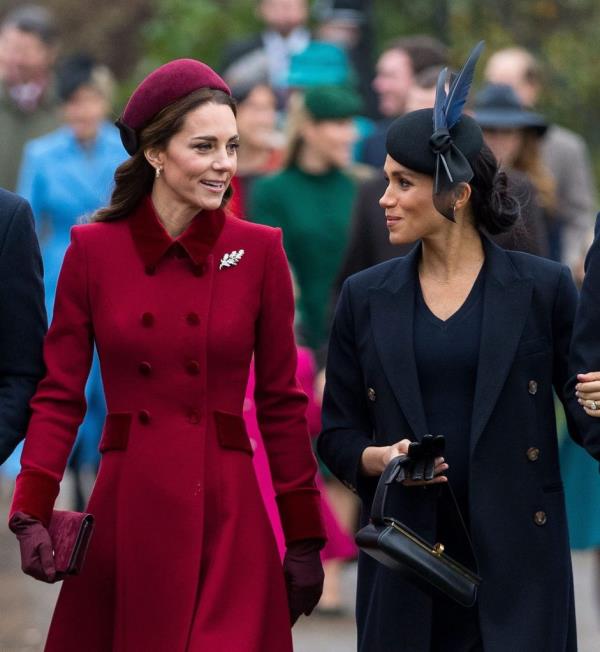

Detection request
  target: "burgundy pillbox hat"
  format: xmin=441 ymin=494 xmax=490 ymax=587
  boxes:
xmin=116 ymin=58 xmax=231 ymax=155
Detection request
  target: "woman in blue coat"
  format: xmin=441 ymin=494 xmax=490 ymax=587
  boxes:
xmin=318 ymin=45 xmax=596 ymax=651
xmin=11 ymin=55 xmax=126 ymax=494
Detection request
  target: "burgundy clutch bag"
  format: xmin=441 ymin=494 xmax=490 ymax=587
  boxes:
xmin=48 ymin=510 xmax=95 ymax=578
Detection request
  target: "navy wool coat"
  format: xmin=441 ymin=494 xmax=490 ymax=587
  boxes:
xmin=0 ymin=189 xmax=46 ymax=464
xmin=566 ymin=213 xmax=600 ymax=464
xmin=318 ymin=236 xmax=588 ymax=652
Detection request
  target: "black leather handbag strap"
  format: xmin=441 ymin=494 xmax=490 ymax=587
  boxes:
xmin=370 ymin=455 xmax=479 ymax=573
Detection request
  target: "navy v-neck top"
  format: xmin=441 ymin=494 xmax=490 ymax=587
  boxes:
xmin=413 ymin=268 xmax=485 ymax=548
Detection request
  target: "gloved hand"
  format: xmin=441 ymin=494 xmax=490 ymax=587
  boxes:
xmin=9 ymin=511 xmax=56 ymax=583
xmin=408 ymin=434 xmax=446 ymax=481
xmin=283 ymin=539 xmax=324 ymax=625
xmin=390 ymin=435 xmax=446 ymax=483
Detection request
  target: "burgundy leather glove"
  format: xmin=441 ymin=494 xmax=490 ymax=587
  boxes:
xmin=9 ymin=512 xmax=56 ymax=583
xmin=283 ymin=539 xmax=325 ymax=625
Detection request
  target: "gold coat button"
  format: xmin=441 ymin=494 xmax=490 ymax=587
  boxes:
xmin=367 ymin=387 xmax=376 ymax=402
xmin=534 ymin=511 xmax=547 ymax=526
xmin=528 ymin=380 xmax=538 ymax=395
xmin=526 ymin=447 xmax=540 ymax=462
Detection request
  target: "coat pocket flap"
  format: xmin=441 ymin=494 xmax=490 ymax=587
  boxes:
xmin=214 ymin=411 xmax=253 ymax=455
xmin=99 ymin=413 xmax=132 ymax=453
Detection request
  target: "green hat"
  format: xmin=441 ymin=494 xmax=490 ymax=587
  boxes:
xmin=288 ymin=41 xmax=354 ymax=88
xmin=304 ymin=84 xmax=363 ymax=121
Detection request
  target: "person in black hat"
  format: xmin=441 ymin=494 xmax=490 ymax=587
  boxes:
xmin=485 ymin=47 xmax=596 ymax=277
xmin=318 ymin=43 xmax=594 ymax=651
xmin=333 ymin=78 xmax=549 ymax=312
xmin=473 ymin=82 xmax=551 ymax=257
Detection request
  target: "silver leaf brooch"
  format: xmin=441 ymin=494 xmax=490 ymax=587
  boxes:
xmin=219 ymin=249 xmax=245 ymax=270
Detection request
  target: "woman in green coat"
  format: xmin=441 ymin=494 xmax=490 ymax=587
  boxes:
xmin=249 ymin=85 xmax=363 ymax=352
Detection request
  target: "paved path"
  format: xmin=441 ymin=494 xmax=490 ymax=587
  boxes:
xmin=1 ymin=484 xmax=599 ymax=651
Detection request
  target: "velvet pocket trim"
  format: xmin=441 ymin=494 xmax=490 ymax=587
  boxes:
xmin=213 ymin=410 xmax=253 ymax=456
xmin=99 ymin=413 xmax=132 ymax=453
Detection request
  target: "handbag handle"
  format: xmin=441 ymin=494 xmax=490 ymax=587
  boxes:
xmin=370 ymin=455 xmax=479 ymax=573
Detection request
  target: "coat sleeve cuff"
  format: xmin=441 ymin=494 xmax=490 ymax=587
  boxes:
xmin=276 ymin=488 xmax=326 ymax=545
xmin=10 ymin=469 xmax=60 ymax=528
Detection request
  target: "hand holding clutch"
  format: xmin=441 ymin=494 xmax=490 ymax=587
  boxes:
xmin=9 ymin=511 xmax=56 ymax=583
xmin=283 ymin=539 xmax=324 ymax=625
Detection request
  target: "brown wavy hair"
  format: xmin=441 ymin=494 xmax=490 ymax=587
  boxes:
xmin=93 ymin=88 xmax=236 ymax=222
xmin=512 ymin=130 xmax=556 ymax=214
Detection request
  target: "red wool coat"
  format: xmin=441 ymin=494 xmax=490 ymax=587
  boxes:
xmin=11 ymin=197 xmax=325 ymax=652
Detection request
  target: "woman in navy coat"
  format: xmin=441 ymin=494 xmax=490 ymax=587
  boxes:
xmin=318 ymin=47 xmax=594 ymax=652
xmin=568 ymin=215 xmax=600 ymax=440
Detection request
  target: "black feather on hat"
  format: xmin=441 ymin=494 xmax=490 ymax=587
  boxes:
xmin=385 ymin=42 xmax=485 ymax=221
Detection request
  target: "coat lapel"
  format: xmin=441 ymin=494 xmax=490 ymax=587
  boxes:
xmin=470 ymin=237 xmax=533 ymax=453
xmin=369 ymin=246 xmax=429 ymax=440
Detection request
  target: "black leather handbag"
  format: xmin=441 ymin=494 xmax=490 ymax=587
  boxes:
xmin=355 ymin=455 xmax=481 ymax=607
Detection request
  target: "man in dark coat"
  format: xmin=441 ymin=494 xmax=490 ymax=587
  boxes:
xmin=0 ymin=188 xmax=46 ymax=464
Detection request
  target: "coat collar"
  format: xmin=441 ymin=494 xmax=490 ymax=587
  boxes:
xmin=369 ymin=234 xmax=533 ymax=448
xmin=128 ymin=195 xmax=225 ymax=271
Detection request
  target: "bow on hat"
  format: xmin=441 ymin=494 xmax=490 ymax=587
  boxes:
xmin=430 ymin=41 xmax=484 ymax=221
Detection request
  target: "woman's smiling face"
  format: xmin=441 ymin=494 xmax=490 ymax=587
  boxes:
xmin=151 ymin=102 xmax=239 ymax=213
xmin=379 ymin=155 xmax=444 ymax=245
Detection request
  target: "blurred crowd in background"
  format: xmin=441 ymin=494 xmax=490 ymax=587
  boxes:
xmin=1 ymin=0 xmax=600 ymax=620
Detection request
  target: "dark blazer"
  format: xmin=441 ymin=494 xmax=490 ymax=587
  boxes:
xmin=318 ymin=236 xmax=582 ymax=652
xmin=565 ymin=213 xmax=600 ymax=463
xmin=0 ymin=189 xmax=46 ymax=464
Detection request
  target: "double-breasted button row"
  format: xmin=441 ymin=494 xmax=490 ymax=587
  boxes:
xmin=528 ymin=380 xmax=538 ymax=395
xmin=533 ymin=510 xmax=547 ymax=526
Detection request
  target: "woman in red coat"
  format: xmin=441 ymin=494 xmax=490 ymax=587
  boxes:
xmin=9 ymin=59 xmax=326 ymax=652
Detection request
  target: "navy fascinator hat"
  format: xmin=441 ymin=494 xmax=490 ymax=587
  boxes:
xmin=385 ymin=42 xmax=486 ymax=221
